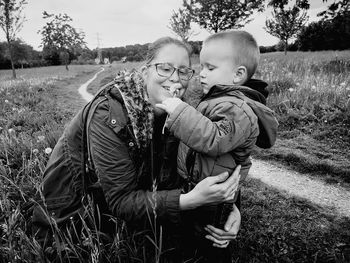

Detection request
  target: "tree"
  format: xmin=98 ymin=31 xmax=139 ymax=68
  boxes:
xmin=39 ymin=11 xmax=86 ymax=70
xmin=183 ymin=0 xmax=265 ymax=33
xmin=0 ymin=0 xmax=27 ymax=78
xmin=168 ymin=8 xmax=196 ymax=42
xmin=318 ymin=0 xmax=349 ymax=19
xmin=265 ymin=1 xmax=308 ymax=55
xmin=268 ymin=0 xmax=310 ymax=10
xmin=297 ymin=11 xmax=350 ymax=51
xmin=7 ymin=39 xmax=30 ymax=68
xmin=0 ymin=40 xmax=43 ymax=69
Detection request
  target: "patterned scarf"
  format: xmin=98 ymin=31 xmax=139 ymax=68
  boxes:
xmin=112 ymin=70 xmax=154 ymax=153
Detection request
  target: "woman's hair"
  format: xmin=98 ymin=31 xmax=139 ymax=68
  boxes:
xmin=144 ymin=37 xmax=192 ymax=65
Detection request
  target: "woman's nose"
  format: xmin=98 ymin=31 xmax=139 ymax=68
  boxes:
xmin=169 ymin=69 xmax=180 ymax=82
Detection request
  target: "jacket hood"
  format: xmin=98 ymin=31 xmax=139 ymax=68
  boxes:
xmin=245 ymin=78 xmax=269 ymax=99
xmin=202 ymin=81 xmax=278 ymax=149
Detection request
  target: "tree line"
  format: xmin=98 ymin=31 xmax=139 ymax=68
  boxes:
xmin=0 ymin=40 xmax=199 ymax=70
xmin=1 ymin=0 xmax=349 ymax=78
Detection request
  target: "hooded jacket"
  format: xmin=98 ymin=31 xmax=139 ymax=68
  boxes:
xmin=165 ymin=79 xmax=278 ymax=238
xmin=167 ymin=80 xmax=277 ymax=185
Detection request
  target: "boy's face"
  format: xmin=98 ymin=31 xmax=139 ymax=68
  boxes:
xmin=199 ymin=39 xmax=238 ymax=94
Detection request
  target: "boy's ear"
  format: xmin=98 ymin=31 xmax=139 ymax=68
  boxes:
xmin=233 ymin=66 xmax=248 ymax=85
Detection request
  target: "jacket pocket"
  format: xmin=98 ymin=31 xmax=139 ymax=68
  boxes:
xmin=105 ymin=94 xmax=127 ymax=134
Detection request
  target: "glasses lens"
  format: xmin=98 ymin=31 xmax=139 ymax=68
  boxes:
xmin=178 ymin=67 xmax=194 ymax=80
xmin=156 ymin=63 xmax=174 ymax=77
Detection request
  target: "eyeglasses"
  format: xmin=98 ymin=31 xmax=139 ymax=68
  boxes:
xmin=147 ymin=63 xmax=195 ymax=81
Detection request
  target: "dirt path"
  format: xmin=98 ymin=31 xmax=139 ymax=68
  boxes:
xmin=78 ymin=67 xmax=105 ymax=102
xmin=249 ymin=159 xmax=350 ymax=218
xmin=79 ymin=72 xmax=350 ymax=219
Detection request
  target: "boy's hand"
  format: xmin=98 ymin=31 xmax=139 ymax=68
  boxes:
xmin=155 ymin=97 xmax=183 ymax=115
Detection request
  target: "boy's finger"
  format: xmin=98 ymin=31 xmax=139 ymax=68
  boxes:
xmin=155 ymin=103 xmax=166 ymax=110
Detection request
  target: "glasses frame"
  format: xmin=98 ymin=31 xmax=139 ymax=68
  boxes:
xmin=147 ymin=63 xmax=195 ymax=81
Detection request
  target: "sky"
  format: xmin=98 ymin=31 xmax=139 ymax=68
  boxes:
xmin=1 ymin=0 xmax=331 ymax=51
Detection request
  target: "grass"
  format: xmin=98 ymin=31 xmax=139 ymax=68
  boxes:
xmin=254 ymin=51 xmax=350 ymax=187
xmin=237 ymin=178 xmax=350 ymax=263
xmin=0 ymin=51 xmax=350 ymax=262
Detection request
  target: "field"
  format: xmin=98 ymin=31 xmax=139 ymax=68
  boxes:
xmin=0 ymin=51 xmax=350 ymax=262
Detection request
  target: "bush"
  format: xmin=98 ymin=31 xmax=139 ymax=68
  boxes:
xmin=71 ymin=58 xmax=96 ymax=65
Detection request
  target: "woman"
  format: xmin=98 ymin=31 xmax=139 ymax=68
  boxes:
xmin=32 ymin=37 xmax=241 ymax=262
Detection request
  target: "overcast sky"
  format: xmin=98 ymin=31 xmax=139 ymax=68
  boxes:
xmin=1 ymin=0 xmax=330 ymax=50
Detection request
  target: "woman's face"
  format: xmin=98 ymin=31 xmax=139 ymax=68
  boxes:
xmin=142 ymin=44 xmax=191 ymax=112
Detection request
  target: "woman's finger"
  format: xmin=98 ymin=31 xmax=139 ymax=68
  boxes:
xmin=205 ymin=226 xmax=226 ymax=240
xmin=205 ymin=226 xmax=236 ymax=240
xmin=210 ymin=171 xmax=229 ymax=184
xmin=222 ymin=165 xmax=241 ymax=189
xmin=224 ymin=204 xmax=241 ymax=232
xmin=226 ymin=181 xmax=239 ymax=201
xmin=205 ymin=234 xmax=230 ymax=248
xmin=213 ymin=241 xmax=230 ymax=248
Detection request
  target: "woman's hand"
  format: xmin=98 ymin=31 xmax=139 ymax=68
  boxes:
xmin=179 ymin=165 xmax=241 ymax=210
xmin=205 ymin=204 xmax=241 ymax=248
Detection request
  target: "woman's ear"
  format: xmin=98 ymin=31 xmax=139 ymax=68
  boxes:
xmin=232 ymin=66 xmax=248 ymax=85
xmin=141 ymin=65 xmax=148 ymax=80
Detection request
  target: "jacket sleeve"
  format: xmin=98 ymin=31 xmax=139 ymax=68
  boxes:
xmin=166 ymin=101 xmax=255 ymax=157
xmin=88 ymin=100 xmax=182 ymax=226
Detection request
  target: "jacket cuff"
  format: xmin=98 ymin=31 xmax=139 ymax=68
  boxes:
xmin=166 ymin=102 xmax=188 ymax=129
xmin=163 ymin=189 xmax=182 ymax=225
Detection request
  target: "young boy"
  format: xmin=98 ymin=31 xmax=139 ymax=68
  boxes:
xmin=156 ymin=30 xmax=278 ymax=260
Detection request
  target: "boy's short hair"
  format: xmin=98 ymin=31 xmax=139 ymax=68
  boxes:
xmin=204 ymin=30 xmax=260 ymax=80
